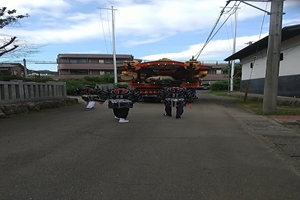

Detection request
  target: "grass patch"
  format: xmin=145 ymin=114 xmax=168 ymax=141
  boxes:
xmin=206 ymin=90 xmax=229 ymax=96
xmin=236 ymin=100 xmax=263 ymax=115
xmin=208 ymin=90 xmax=300 ymax=116
xmin=238 ymin=100 xmax=300 ymax=115
xmin=235 ymin=100 xmax=300 ymax=115
xmin=271 ymin=105 xmax=300 ymax=115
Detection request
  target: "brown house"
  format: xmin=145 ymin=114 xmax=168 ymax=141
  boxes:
xmin=57 ymin=54 xmax=134 ymax=79
xmin=0 ymin=63 xmax=25 ymax=77
xmin=200 ymin=61 xmax=229 ymax=84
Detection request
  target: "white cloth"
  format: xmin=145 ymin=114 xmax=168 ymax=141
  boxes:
xmin=86 ymin=101 xmax=95 ymax=108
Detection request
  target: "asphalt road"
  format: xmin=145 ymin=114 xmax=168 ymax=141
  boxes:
xmin=1 ymin=91 xmax=300 ymax=200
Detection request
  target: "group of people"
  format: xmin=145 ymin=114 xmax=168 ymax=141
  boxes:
xmin=76 ymin=82 xmax=195 ymax=123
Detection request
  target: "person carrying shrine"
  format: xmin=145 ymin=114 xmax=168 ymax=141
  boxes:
xmin=93 ymin=82 xmax=142 ymax=123
xmin=158 ymin=83 xmax=194 ymax=119
xmin=75 ymin=85 xmax=97 ymax=110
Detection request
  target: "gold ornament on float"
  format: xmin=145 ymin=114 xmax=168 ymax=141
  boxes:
xmin=119 ymin=71 xmax=138 ymax=81
xmin=123 ymin=60 xmax=140 ymax=71
xmin=199 ymin=70 xmax=208 ymax=77
xmin=184 ymin=60 xmax=201 ymax=70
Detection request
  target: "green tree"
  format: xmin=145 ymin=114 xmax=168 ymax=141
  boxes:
xmin=222 ymin=63 xmax=242 ymax=76
xmin=0 ymin=7 xmax=29 ymax=57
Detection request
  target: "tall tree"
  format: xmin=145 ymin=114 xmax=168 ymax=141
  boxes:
xmin=0 ymin=7 xmax=30 ymax=57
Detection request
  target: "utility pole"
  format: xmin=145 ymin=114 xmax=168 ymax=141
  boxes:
xmin=230 ymin=5 xmax=239 ymax=92
xmin=98 ymin=6 xmax=118 ymax=85
xmin=262 ymin=0 xmax=284 ymax=114
xmin=222 ymin=4 xmax=239 ymax=92
xmin=23 ymin=58 xmax=27 ymax=78
xmin=111 ymin=6 xmax=118 ymax=85
xmin=233 ymin=0 xmax=284 ymax=114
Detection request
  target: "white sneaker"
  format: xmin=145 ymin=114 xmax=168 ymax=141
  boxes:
xmin=119 ymin=118 xmax=129 ymax=123
xmin=114 ymin=116 xmax=120 ymax=120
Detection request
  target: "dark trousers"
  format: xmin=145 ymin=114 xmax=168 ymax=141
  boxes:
xmin=165 ymin=106 xmax=184 ymax=117
xmin=113 ymin=108 xmax=129 ymax=119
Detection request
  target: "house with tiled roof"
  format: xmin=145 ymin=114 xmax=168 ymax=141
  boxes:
xmin=0 ymin=63 xmax=25 ymax=77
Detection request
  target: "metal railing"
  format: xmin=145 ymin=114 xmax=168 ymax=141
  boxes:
xmin=0 ymin=80 xmax=67 ymax=103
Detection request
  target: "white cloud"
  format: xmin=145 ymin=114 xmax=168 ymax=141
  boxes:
xmin=141 ymin=33 xmax=268 ymax=62
xmin=2 ymin=0 xmax=273 ymax=45
xmin=2 ymin=0 xmax=72 ymax=17
xmin=1 ymin=0 xmax=245 ymax=44
xmin=8 ymin=21 xmax=103 ymax=44
xmin=1 ymin=0 xmax=299 ymax=70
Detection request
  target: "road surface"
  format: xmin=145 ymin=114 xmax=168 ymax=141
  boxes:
xmin=1 ymin=91 xmax=300 ymax=200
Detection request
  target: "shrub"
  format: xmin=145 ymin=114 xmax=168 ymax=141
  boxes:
xmin=0 ymin=75 xmax=24 ymax=81
xmin=60 ymin=74 xmax=114 ymax=95
xmin=210 ymin=80 xmax=229 ymax=91
xmin=0 ymin=75 xmax=55 ymax=82
xmin=83 ymin=74 xmax=114 ymax=84
xmin=210 ymin=78 xmax=241 ymax=91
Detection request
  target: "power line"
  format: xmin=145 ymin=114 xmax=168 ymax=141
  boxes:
xmin=99 ymin=10 xmax=109 ymax=54
xmin=0 ymin=60 xmax=56 ymax=64
xmin=193 ymin=1 xmax=238 ymax=60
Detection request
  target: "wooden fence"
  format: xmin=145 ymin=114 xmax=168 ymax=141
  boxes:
xmin=0 ymin=80 xmax=67 ymax=104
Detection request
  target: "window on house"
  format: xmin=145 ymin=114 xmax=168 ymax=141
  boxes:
xmin=104 ymin=59 xmax=113 ymax=64
xmin=69 ymin=59 xmax=78 ymax=64
xmin=70 ymin=70 xmax=88 ymax=75
xmin=69 ymin=58 xmax=87 ymax=64
xmin=78 ymin=59 xmax=87 ymax=63
xmin=209 ymin=69 xmax=216 ymax=74
xmin=12 ymin=70 xmax=18 ymax=75
xmin=116 ymin=59 xmax=125 ymax=64
xmin=57 ymin=58 xmax=68 ymax=64
xmin=88 ymin=59 xmax=100 ymax=63
xmin=250 ymin=63 xmax=253 ymax=68
xmin=99 ymin=71 xmax=105 ymax=75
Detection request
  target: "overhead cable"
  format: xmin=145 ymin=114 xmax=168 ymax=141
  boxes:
xmin=194 ymin=0 xmax=238 ymax=60
xmin=99 ymin=10 xmax=109 ymax=54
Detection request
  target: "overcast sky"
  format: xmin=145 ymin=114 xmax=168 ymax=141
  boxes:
xmin=1 ymin=0 xmax=300 ymax=71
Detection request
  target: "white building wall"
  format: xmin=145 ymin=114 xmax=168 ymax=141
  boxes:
xmin=241 ymin=35 xmax=300 ymax=81
xmin=241 ymin=50 xmax=267 ymax=81
xmin=279 ymin=35 xmax=300 ymax=76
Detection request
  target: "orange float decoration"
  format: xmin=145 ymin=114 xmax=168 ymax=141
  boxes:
xmin=119 ymin=71 xmax=138 ymax=81
xmin=120 ymin=58 xmax=210 ymax=100
xmin=184 ymin=60 xmax=201 ymax=71
xmin=123 ymin=60 xmax=140 ymax=71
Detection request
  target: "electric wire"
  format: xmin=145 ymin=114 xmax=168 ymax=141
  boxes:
xmin=204 ymin=4 xmax=239 ymax=52
xmin=248 ymin=2 xmax=269 ymax=82
xmin=106 ymin=10 xmax=113 ymax=53
xmin=99 ymin=10 xmax=109 ymax=54
xmin=224 ymin=14 xmax=233 ymax=53
xmin=194 ymin=0 xmax=235 ymax=60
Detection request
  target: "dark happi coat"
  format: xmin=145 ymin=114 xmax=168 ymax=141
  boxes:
xmin=75 ymin=86 xmax=98 ymax=102
xmin=105 ymin=87 xmax=142 ymax=109
xmin=83 ymin=87 xmax=142 ymax=109
xmin=158 ymin=87 xmax=193 ymax=107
